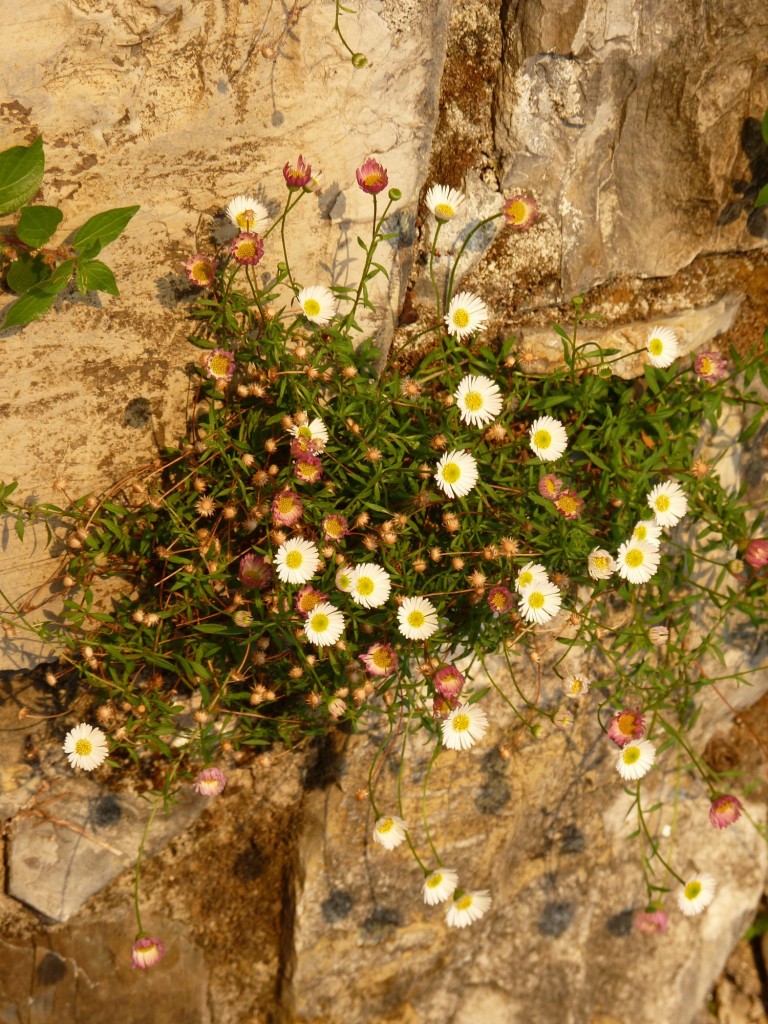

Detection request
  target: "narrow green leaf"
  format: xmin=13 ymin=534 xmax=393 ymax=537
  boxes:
xmin=1 ymin=285 xmax=58 ymax=328
xmin=14 ymin=516 xmax=24 ymax=541
xmin=0 ymin=136 xmax=44 ymax=215
xmin=71 ymin=205 xmax=140 ymax=252
xmin=76 ymin=258 xmax=119 ymax=296
xmin=16 ymin=205 xmax=63 ymax=247
xmin=762 ymin=108 xmax=768 ymax=147
xmin=755 ymin=182 xmax=768 ymax=209
xmin=5 ymin=252 xmax=51 ymax=294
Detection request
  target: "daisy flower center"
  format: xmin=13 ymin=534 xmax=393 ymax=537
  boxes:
xmin=618 ymin=713 xmax=635 ymax=735
xmin=649 ymin=338 xmax=663 ymax=356
xmin=337 ymin=573 xmax=350 ymax=589
xmin=635 ymin=525 xmax=648 ymax=540
xmin=490 ymin=592 xmax=507 ymax=610
xmin=684 ymin=881 xmax=702 ymax=901
xmin=309 ymin=613 xmax=328 ymax=632
xmin=452 ymin=712 xmax=470 ymax=732
xmin=191 ymin=261 xmax=211 ymax=284
xmin=464 ymin=391 xmax=483 ymax=411
xmin=303 ymin=299 xmax=321 ymax=316
xmin=654 ymin=495 xmax=671 ymax=512
xmin=570 ymin=678 xmax=585 ymax=693
xmin=506 ymin=200 xmax=525 ymax=223
xmin=377 ymin=818 xmax=394 ymax=834
xmin=363 ymin=172 xmax=384 ymax=189
xmin=528 ymin=591 xmax=545 ymax=609
xmin=236 ymin=210 xmax=256 ymax=229
xmin=557 ymin=495 xmax=579 ymax=514
xmin=209 ymin=354 xmax=231 ymax=376
xmin=700 ymin=357 xmax=713 ymax=374
xmin=452 ymin=309 xmax=470 ymax=329
xmin=75 ymin=738 xmax=93 ymax=756
xmin=442 ymin=463 xmax=461 ymax=483
xmin=593 ymin=556 xmax=608 ymax=570
xmin=435 ymin=202 xmax=454 ymax=218
xmin=455 ymin=895 xmax=473 ymax=911
xmin=625 ymin=549 xmax=644 ymax=568
xmin=356 ymin=577 xmax=374 ymax=596
xmin=518 ymin=571 xmax=533 ymax=588
xmin=408 ymin=610 xmax=425 ymax=629
xmin=623 ymin=747 xmax=640 ymax=765
xmin=277 ymin=496 xmax=295 ymax=513
xmin=533 ymin=429 xmax=551 ymax=449
xmin=326 ymin=518 xmax=343 ymax=537
xmin=286 ymin=551 xmax=303 ymax=569
xmin=426 ymin=873 xmax=443 ymax=888
xmin=237 ymin=240 xmax=258 ymax=259
xmin=298 ymin=593 xmax=320 ymax=612
xmin=297 ymin=426 xmax=312 ymax=438
xmin=372 ymin=649 xmax=392 ymax=669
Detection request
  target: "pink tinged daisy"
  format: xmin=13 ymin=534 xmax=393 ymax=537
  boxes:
xmin=360 ymin=641 xmax=398 ymax=677
xmin=131 ymin=936 xmax=166 ymax=970
xmin=502 ymin=192 xmax=538 ymax=230
xmin=616 ymin=539 xmax=661 ymax=584
xmin=322 ymin=514 xmax=349 ymax=541
xmin=538 ymin=473 xmax=563 ymax=499
xmin=349 ymin=563 xmax=391 ymax=608
xmin=632 ymin=520 xmax=662 ymax=547
xmin=193 ymin=766 xmax=227 ymax=796
xmin=356 ymin=157 xmax=388 ymax=194
xmin=515 ymin=561 xmax=549 ymax=593
xmin=304 ymin=602 xmax=345 ymax=646
xmin=487 ymin=585 xmax=513 ymax=615
xmin=372 ymin=815 xmax=407 ymax=849
xmin=238 ymin=553 xmax=272 ymax=589
xmin=425 ymin=184 xmax=465 ymax=221
xmin=445 ymin=889 xmax=492 ymax=928
xmin=709 ymin=794 xmax=743 ymax=829
xmin=648 ymin=625 xmax=669 ymax=646
xmin=529 ymin=416 xmax=568 ymax=461
xmin=607 ymin=709 xmax=645 ymax=747
xmin=677 ymin=874 xmax=716 ymax=917
xmin=647 ymin=481 xmax=688 ymax=528
xmin=271 ymin=490 xmax=303 ymax=527
xmin=554 ymin=489 xmax=583 ymax=520
xmin=646 ymin=326 xmax=679 ymax=368
xmin=444 ymin=292 xmax=489 ymax=339
xmin=290 ymin=417 xmax=329 ymax=450
xmin=397 ymin=596 xmax=439 ymax=640
xmin=422 ymin=867 xmax=460 ymax=905
xmin=297 ymin=285 xmax=337 ymax=326
xmin=519 ymin=580 xmax=562 ymax=623
xmin=694 ymin=351 xmax=728 ymax=383
xmin=434 ymin=449 xmax=479 ymax=498
xmin=295 ymin=585 xmax=328 ymax=617
xmin=616 ymin=739 xmax=656 ymax=780
xmin=185 ymin=253 xmax=216 ymax=287
xmin=587 ymin=548 xmax=615 ymax=581
xmin=454 ymin=374 xmax=503 ymax=426
xmin=563 ymin=674 xmax=590 ymax=699
xmin=634 ymin=909 xmax=669 ymax=935
xmin=745 ymin=538 xmax=768 ymax=571
xmin=229 ymin=231 xmax=264 ymax=266
xmin=283 ymin=154 xmax=312 ymax=189
xmin=433 ymin=665 xmax=466 ymax=701
xmin=441 ymin=702 xmax=489 ymax=750
xmin=225 ymin=195 xmax=269 ymax=233
xmin=274 ymin=537 xmax=320 ymax=584
xmin=204 ymin=348 xmax=236 ymax=382
xmin=63 ymin=723 xmax=109 ymax=771
xmin=294 ymin=453 xmax=323 ymax=484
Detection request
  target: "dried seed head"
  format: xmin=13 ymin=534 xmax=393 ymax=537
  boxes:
xmin=222 ymin=504 xmax=237 ymax=520
xmin=452 ymin=556 xmax=465 ymax=570
xmin=365 ymin=447 xmax=382 ymax=462
xmin=252 ymin=470 xmax=270 ymax=487
xmin=237 ymin=384 xmax=250 ymax=397
xmin=430 ymin=433 xmax=448 ymax=451
xmin=500 ymin=536 xmax=520 ymax=556
xmin=469 ymin=570 xmax=486 ymax=589
xmin=241 ymin=453 xmax=256 ymax=468
xmin=306 ymin=691 xmax=322 ymax=709
xmin=442 ymin=511 xmax=460 ymax=533
xmin=265 ymin=438 xmax=278 ymax=453
xmin=192 ymin=476 xmax=207 ymax=493
xmin=355 ymin=512 xmax=370 ymax=528
xmin=430 ymin=547 xmax=443 ymax=562
xmin=413 ymin=557 xmax=427 ymax=572
xmin=342 ymin=365 xmax=358 ymax=379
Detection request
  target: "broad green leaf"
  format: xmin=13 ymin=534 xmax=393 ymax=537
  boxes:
xmin=755 ymin=182 xmax=768 ymax=209
xmin=71 ymin=205 xmax=140 ymax=252
xmin=0 ymin=136 xmax=44 ymax=215
xmin=16 ymin=204 xmax=63 ymax=247
xmin=76 ymin=258 xmax=119 ymax=296
xmin=5 ymin=252 xmax=51 ymax=294
xmin=1 ymin=285 xmax=58 ymax=328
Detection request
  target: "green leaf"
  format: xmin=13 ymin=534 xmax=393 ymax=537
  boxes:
xmin=0 ymin=136 xmax=44 ymax=215
xmin=5 ymin=252 xmax=52 ymax=294
xmin=1 ymin=285 xmax=58 ymax=328
xmin=762 ymin=108 xmax=768 ymax=147
xmin=755 ymin=182 xmax=768 ymax=209
xmin=16 ymin=204 xmax=63 ymax=247
xmin=71 ymin=205 xmax=140 ymax=253
xmin=76 ymin=258 xmax=119 ymax=296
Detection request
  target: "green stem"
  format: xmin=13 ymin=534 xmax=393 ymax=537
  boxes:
xmin=133 ymin=796 xmax=161 ymax=937
xmin=445 ymin=212 xmax=502 ymax=308
xmin=428 ymin=220 xmax=444 ymax=321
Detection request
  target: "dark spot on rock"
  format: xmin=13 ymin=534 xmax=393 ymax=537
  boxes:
xmin=362 ymin=906 xmax=401 ymax=940
xmin=475 ymin=776 xmax=510 ymax=814
xmin=36 ymin=951 xmax=67 ymax=986
xmin=606 ymin=908 xmax=634 ymax=936
xmin=124 ymin=397 xmax=153 ymax=428
xmin=559 ymin=824 xmax=585 ymax=855
xmin=538 ymin=900 xmax=573 ymax=937
xmin=303 ymin=733 xmax=345 ymax=790
xmin=92 ymin=793 xmax=121 ymax=828
xmin=217 ymin=78 xmax=228 ymax=93
xmin=321 ymin=889 xmax=354 ymax=923
xmin=234 ymin=840 xmax=267 ymax=882
xmin=271 ymin=111 xmax=284 ymax=127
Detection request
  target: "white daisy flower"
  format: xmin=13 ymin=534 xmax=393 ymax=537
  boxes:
xmin=563 ymin=674 xmax=590 ymax=699
xmin=434 ymin=449 xmax=479 ymax=498
xmin=519 ymin=580 xmax=562 ymax=624
xmin=63 ymin=723 xmax=109 ymax=771
xmin=646 ymin=326 xmax=679 ymax=368
xmin=632 ymin=520 xmax=663 ymax=546
xmin=296 ymin=285 xmax=337 ymax=326
xmin=454 ymin=374 xmax=503 ymax=427
xmin=445 ymin=889 xmax=492 ymax=928
xmin=677 ymin=873 xmax=717 ymax=917
xmin=304 ymin=602 xmax=345 ymax=646
xmin=425 ymin=184 xmax=465 ymax=221
xmin=373 ymin=815 xmax=408 ymax=850
xmin=397 ymin=596 xmax=439 ymax=640
xmin=616 ymin=739 xmax=656 ymax=780
xmin=335 ymin=565 xmax=353 ymax=592
xmin=289 ymin=416 xmax=329 ymax=450
xmin=529 ymin=416 xmax=568 ymax=461
xmin=444 ymin=292 xmax=488 ymax=340
xmin=587 ymin=548 xmax=615 ymax=581
xmin=647 ymin=481 xmax=688 ymax=528
xmin=349 ymin=563 xmax=391 ymax=608
xmin=225 ymin=194 xmax=269 ymax=234
xmin=514 ymin=561 xmax=549 ymax=593
xmin=616 ymin=539 xmax=661 ymax=585
xmin=274 ymin=537 xmax=321 ymax=584
xmin=441 ymin=702 xmax=489 ymax=751
xmin=422 ymin=867 xmax=460 ymax=905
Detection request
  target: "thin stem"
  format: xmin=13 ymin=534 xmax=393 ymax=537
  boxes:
xmin=445 ymin=212 xmax=502 ymax=307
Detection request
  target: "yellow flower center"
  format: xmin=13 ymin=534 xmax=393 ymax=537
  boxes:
xmin=593 ymin=556 xmax=608 ymax=570
xmin=556 ymin=495 xmax=579 ymax=515
xmin=309 ymin=613 xmax=328 ymax=632
xmin=298 ymin=593 xmax=319 ymax=612
xmin=208 ymin=354 xmax=231 ymax=377
xmin=452 ymin=712 xmax=470 ymax=732
xmin=625 ymin=549 xmax=644 ymax=568
xmin=236 ymin=209 xmax=256 ymax=230
xmin=377 ymin=818 xmax=393 ymax=834
xmin=236 ymin=239 xmax=257 ymax=258
xmin=363 ymin=172 xmax=384 ymax=189
xmin=455 ymin=894 xmax=473 ymax=911
xmin=699 ymin=357 xmax=713 ymax=375
xmin=464 ymin=391 xmax=482 ymax=411
xmin=490 ymin=592 xmax=507 ymax=610
xmin=442 ymin=462 xmax=461 ymax=484
xmin=452 ymin=309 xmax=470 ymax=329
xmin=326 ymin=518 xmax=342 ymax=537
xmin=75 ymin=738 xmax=93 ymax=756
xmin=684 ymin=881 xmax=702 ymax=901
xmin=570 ymin=677 xmax=584 ymax=693
xmin=407 ymin=610 xmax=425 ymax=629
xmin=618 ymin=713 xmax=636 ymax=735
xmin=372 ymin=648 xmax=392 ymax=669
xmin=528 ymin=591 xmax=544 ymax=609
xmin=518 ymin=571 xmax=532 ymax=588
xmin=623 ymin=746 xmax=640 ymax=764
xmin=277 ymin=496 xmax=295 ymax=513
xmin=426 ymin=873 xmax=443 ymax=888
xmin=286 ymin=550 xmax=303 ymax=569
xmin=304 ymin=298 xmax=321 ymax=316
xmin=655 ymin=495 xmax=670 ymax=512
xmin=356 ymin=577 xmax=374 ymax=596
xmin=191 ymin=261 xmax=212 ymax=284
xmin=506 ymin=200 xmax=525 ymax=223
xmin=533 ymin=429 xmax=551 ymax=449
xmin=635 ymin=525 xmax=648 ymax=540
xmin=435 ymin=202 xmax=454 ymax=218
xmin=649 ymin=338 xmax=663 ymax=356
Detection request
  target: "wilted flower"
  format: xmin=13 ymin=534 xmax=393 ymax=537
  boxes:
xmin=131 ymin=936 xmax=166 ymax=970
xmin=648 ymin=626 xmax=669 ymax=646
xmin=204 ymin=348 xmax=236 ymax=381
xmin=360 ymin=642 xmax=398 ymax=677
xmin=283 ymin=155 xmax=312 ymax=189
xmin=487 ymin=585 xmax=513 ymax=615
xmin=709 ymin=794 xmax=743 ymax=829
xmin=433 ymin=665 xmax=465 ymax=702
xmin=271 ymin=490 xmax=303 ymax=527
xmin=322 ymin=514 xmax=349 ymax=541
xmin=694 ymin=351 xmax=728 ymax=383
xmin=538 ymin=474 xmax=563 ymax=499
xmin=502 ymin=192 xmax=538 ymax=229
xmin=229 ymin=232 xmax=264 ymax=266
xmin=194 ymin=766 xmax=227 ymax=796
xmin=356 ymin=157 xmax=388 ymax=194
xmin=294 ymin=453 xmax=323 ymax=484
xmin=744 ymin=538 xmax=768 ymax=571
xmin=607 ymin=708 xmax=645 ymax=746
xmin=587 ymin=548 xmax=614 ymax=581
xmin=295 ymin=585 xmax=328 ymax=617
xmin=238 ymin=553 xmax=272 ymax=589
xmin=634 ymin=909 xmax=669 ymax=935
